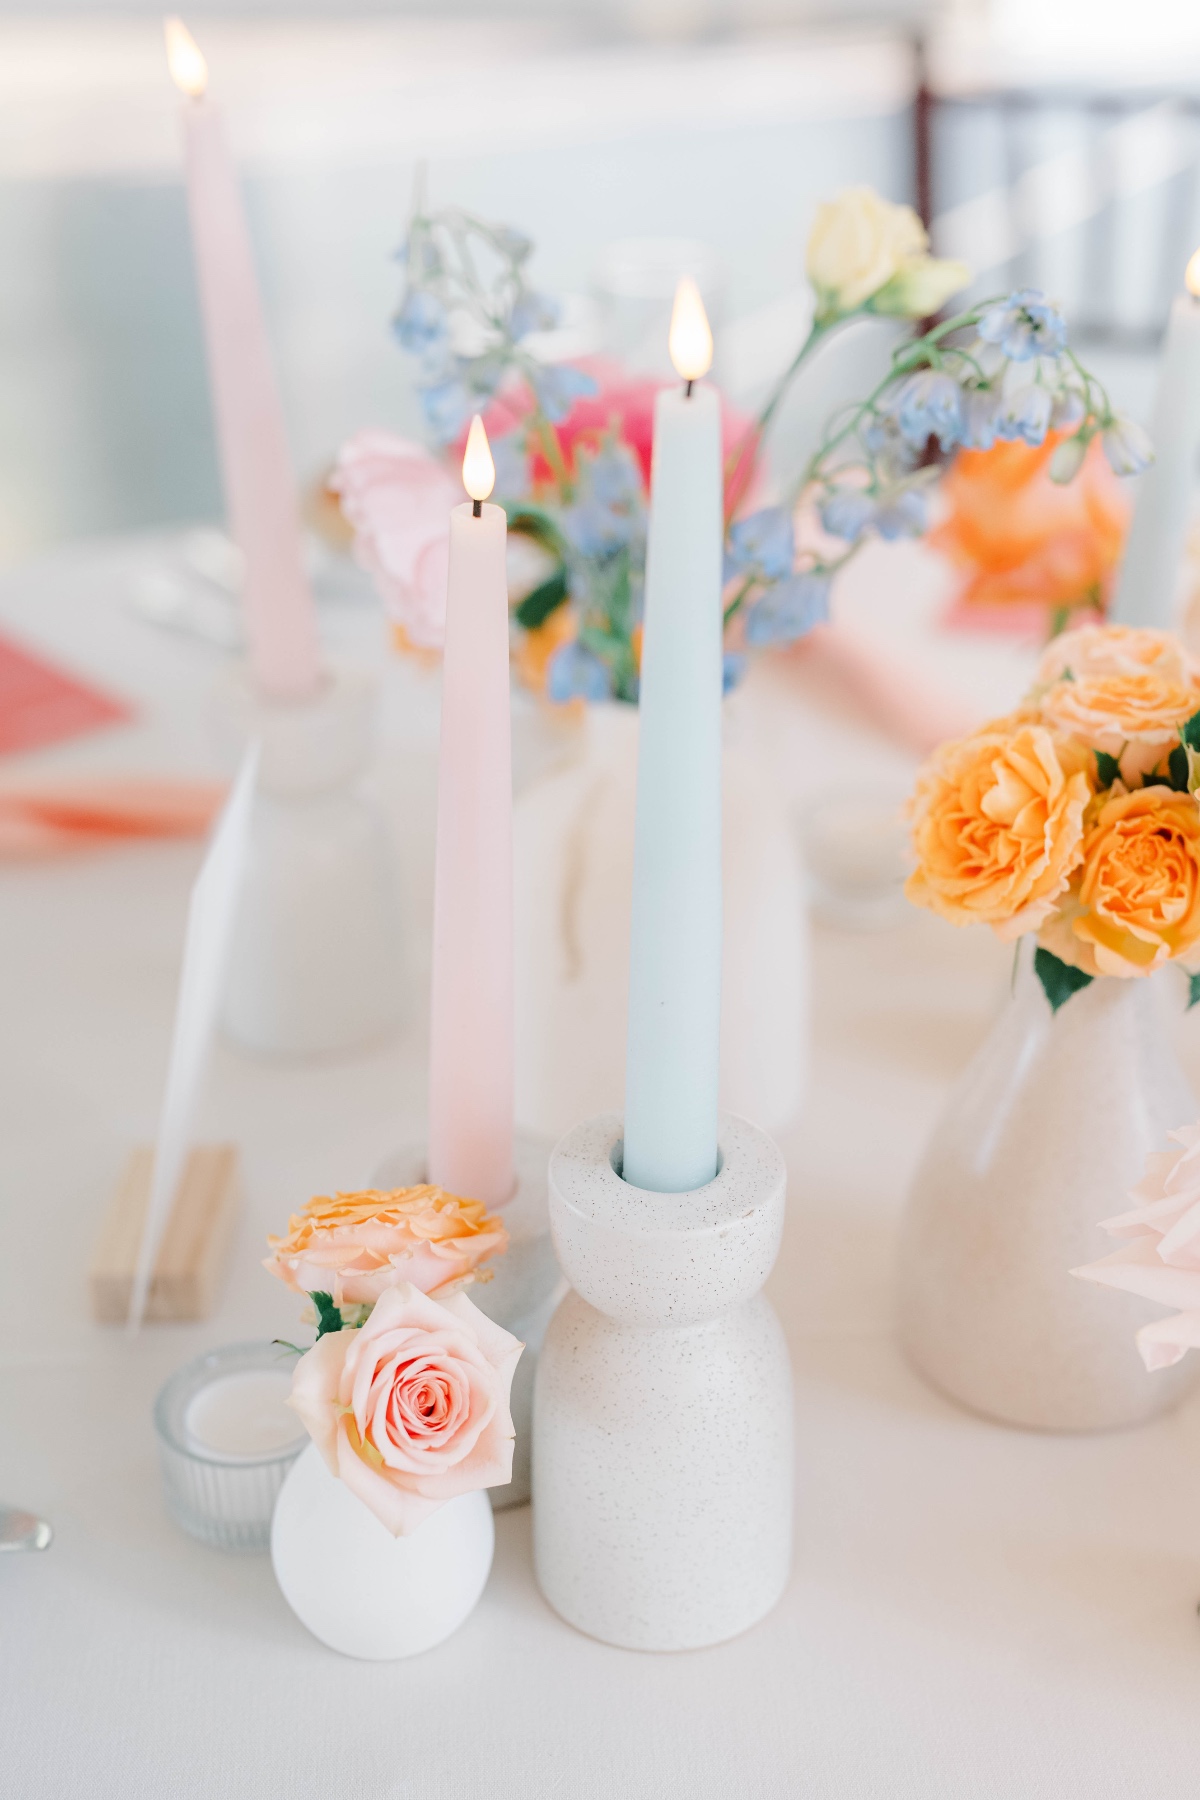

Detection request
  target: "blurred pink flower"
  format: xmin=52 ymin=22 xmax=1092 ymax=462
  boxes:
xmin=1072 ymin=1122 xmax=1200 ymax=1369
xmin=332 ymin=430 xmax=457 ymax=649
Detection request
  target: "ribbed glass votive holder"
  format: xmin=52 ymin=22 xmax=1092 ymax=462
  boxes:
xmin=154 ymin=1342 xmax=307 ymax=1553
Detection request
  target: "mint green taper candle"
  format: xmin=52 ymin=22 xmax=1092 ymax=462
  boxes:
xmin=622 ymin=279 xmax=723 ymax=1194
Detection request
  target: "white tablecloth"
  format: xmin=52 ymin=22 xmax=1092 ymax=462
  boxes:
xmin=4 ymin=534 xmax=1200 ymax=1800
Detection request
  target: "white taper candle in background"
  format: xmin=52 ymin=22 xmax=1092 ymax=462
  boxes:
xmin=427 ymin=418 xmax=515 ymax=1209
xmin=622 ymin=279 xmax=723 ymax=1195
xmin=165 ymin=18 xmax=323 ymax=700
xmin=1112 ymin=249 xmax=1200 ymax=629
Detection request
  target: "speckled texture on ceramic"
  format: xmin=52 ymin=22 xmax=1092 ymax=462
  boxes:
xmin=897 ymin=949 xmax=1200 ymax=1433
xmin=372 ymin=1133 xmax=562 ymax=1509
xmin=533 ymin=1111 xmax=793 ymax=1651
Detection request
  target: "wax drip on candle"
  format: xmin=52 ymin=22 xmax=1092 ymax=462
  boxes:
xmin=164 ymin=16 xmax=207 ymax=99
xmin=463 ymin=414 xmax=495 ymax=518
xmin=669 ymin=276 xmax=714 ymax=397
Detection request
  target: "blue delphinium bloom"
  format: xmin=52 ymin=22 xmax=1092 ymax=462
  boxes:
xmin=393 ymin=289 xmax=448 ymax=357
xmin=589 ymin=445 xmax=642 ymax=511
xmin=726 ymin=507 xmax=794 ymax=580
xmin=891 ymin=370 xmax=964 ymax=450
xmin=510 ymin=291 xmax=561 ymax=340
xmin=743 ymin=571 xmax=831 ymax=647
xmin=977 ymin=289 xmax=1067 ymax=360
xmin=960 ymin=386 xmax=1000 ymax=451
xmin=820 ymin=489 xmax=875 ymax=542
xmin=722 ymin=651 xmax=748 ymax=695
xmin=547 ymin=640 xmax=612 ymax=703
xmin=493 ymin=226 xmax=534 ymax=264
xmin=419 ymin=375 xmax=473 ymax=441
xmin=861 ymin=411 xmax=919 ymax=476
xmin=563 ymin=499 xmax=630 ymax=559
xmin=489 ymin=431 xmax=528 ymax=501
xmin=563 ymin=445 xmax=643 ymax=557
xmin=531 ymin=364 xmax=599 ymax=424
xmin=1102 ymin=415 xmax=1154 ymax=476
xmin=1050 ymin=386 xmax=1086 ymax=431
xmin=874 ymin=487 xmax=930 ymax=539
xmin=997 ymin=383 xmax=1052 ymax=447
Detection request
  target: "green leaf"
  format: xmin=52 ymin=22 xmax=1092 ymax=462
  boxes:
xmin=1034 ymin=946 xmax=1094 ymax=1013
xmin=1181 ymin=709 xmax=1200 ymax=752
xmin=505 ymin=504 xmax=570 ymax=560
xmin=1188 ymin=972 xmax=1200 ymax=1011
xmin=514 ymin=567 xmax=569 ymax=630
xmin=1168 ymin=744 xmax=1190 ymax=790
xmin=1094 ymin=749 xmax=1121 ymax=787
xmin=310 ymin=1291 xmax=343 ymax=1339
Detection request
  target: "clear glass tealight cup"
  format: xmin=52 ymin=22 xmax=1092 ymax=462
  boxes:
xmin=154 ymin=1341 xmax=307 ymax=1553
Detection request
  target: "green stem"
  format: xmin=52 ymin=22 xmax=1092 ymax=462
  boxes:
xmin=723 ymin=320 xmax=830 ymax=521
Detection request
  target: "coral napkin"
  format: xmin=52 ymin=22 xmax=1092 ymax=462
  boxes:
xmin=0 ymin=626 xmax=132 ymax=755
xmin=0 ymin=779 xmax=227 ymax=859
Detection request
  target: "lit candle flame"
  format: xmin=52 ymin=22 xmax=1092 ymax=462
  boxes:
xmin=462 ymin=415 xmax=495 ymax=503
xmin=1187 ymin=248 xmax=1200 ymax=300
xmin=164 ymin=16 xmax=207 ymax=99
xmin=668 ymin=276 xmax=713 ymax=384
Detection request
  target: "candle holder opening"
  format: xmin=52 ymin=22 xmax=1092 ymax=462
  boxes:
xmin=606 ymin=1137 xmax=724 ymax=1188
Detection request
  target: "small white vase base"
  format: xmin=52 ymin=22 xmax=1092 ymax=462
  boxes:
xmin=372 ymin=1131 xmax=561 ymax=1510
xmin=212 ymin=663 xmax=404 ymax=1058
xmin=271 ymin=1442 xmax=494 ymax=1659
xmin=897 ymin=949 xmax=1198 ymax=1433
xmin=533 ymin=1113 xmax=793 ymax=1652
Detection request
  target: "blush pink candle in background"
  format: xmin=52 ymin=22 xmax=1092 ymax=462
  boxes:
xmin=426 ymin=418 xmax=515 ymax=1208
xmin=165 ymin=18 xmax=323 ymax=701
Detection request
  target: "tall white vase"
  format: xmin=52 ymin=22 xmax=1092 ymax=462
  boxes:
xmin=513 ymin=699 xmax=808 ymax=1143
xmin=213 ymin=665 xmax=404 ymax=1057
xmin=897 ymin=945 xmax=1199 ymax=1431
xmin=533 ymin=1112 xmax=793 ymax=1651
xmin=271 ymin=1442 xmax=493 ymax=1660
xmin=371 ymin=1133 xmax=560 ymax=1511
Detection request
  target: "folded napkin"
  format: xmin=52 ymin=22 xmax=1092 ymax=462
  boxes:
xmin=0 ymin=626 xmax=132 ymax=756
xmin=0 ymin=778 xmax=227 ymax=859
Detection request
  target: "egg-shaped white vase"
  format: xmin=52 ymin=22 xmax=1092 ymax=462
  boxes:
xmin=897 ymin=944 xmax=1199 ymax=1431
xmin=213 ymin=664 xmax=404 ymax=1058
xmin=271 ymin=1442 xmax=494 ymax=1660
xmin=513 ymin=697 xmax=807 ymax=1144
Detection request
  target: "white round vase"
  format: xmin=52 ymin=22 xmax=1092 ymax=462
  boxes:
xmin=513 ymin=699 xmax=808 ymax=1143
xmin=372 ymin=1132 xmax=561 ymax=1510
xmin=533 ymin=1112 xmax=793 ymax=1652
xmin=897 ymin=945 xmax=1199 ymax=1432
xmin=213 ymin=664 xmax=404 ymax=1057
xmin=271 ymin=1441 xmax=494 ymax=1660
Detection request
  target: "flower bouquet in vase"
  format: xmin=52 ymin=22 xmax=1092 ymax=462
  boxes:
xmin=898 ymin=624 xmax=1200 ymax=1430
xmin=264 ymin=1185 xmax=521 ymax=1659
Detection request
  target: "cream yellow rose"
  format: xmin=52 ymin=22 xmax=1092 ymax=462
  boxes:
xmin=1035 ymin=624 xmax=1200 ymax=780
xmin=806 ymin=187 xmax=967 ymax=322
xmin=906 ymin=718 xmax=1091 ymax=937
xmin=1038 ymin=786 xmax=1200 ymax=977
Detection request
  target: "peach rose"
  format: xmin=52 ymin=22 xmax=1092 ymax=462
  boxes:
xmin=264 ymin=1186 xmax=508 ymax=1308
xmin=331 ymin=431 xmax=457 ymax=649
xmin=1036 ymin=625 xmax=1200 ymax=781
xmin=290 ymin=1283 xmax=522 ymax=1535
xmin=906 ymin=718 xmax=1091 ymax=937
xmin=1037 ymin=785 xmax=1200 ymax=977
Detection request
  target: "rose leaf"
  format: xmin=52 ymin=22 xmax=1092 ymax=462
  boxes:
xmin=311 ymin=1291 xmax=344 ymax=1339
xmin=1188 ymin=972 xmax=1200 ymax=1011
xmin=1034 ymin=946 xmax=1094 ymax=1013
xmin=1094 ymin=750 xmax=1121 ymax=788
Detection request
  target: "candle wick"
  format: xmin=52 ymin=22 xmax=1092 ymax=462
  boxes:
xmin=472 ymin=498 xmax=483 ymax=518
xmin=684 ymin=378 xmax=694 ymax=399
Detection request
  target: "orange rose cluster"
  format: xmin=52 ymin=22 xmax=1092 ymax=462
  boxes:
xmin=907 ymin=625 xmax=1200 ymax=982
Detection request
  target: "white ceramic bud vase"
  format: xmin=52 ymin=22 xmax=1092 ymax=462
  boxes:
xmin=897 ymin=943 xmax=1198 ymax=1431
xmin=271 ymin=1442 xmax=493 ymax=1660
xmin=212 ymin=664 xmax=404 ymax=1057
xmin=533 ymin=1113 xmax=793 ymax=1651
xmin=372 ymin=1132 xmax=561 ymax=1510
xmin=513 ymin=698 xmax=807 ymax=1142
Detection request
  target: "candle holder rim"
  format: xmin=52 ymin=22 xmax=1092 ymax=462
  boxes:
xmin=549 ymin=1111 xmax=785 ymax=1237
xmin=153 ymin=1339 xmax=308 ymax=1467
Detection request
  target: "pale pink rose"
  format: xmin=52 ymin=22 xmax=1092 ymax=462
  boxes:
xmin=290 ymin=1283 xmax=522 ymax=1535
xmin=264 ymin=1186 xmax=508 ymax=1308
xmin=332 ymin=430 xmax=457 ymax=649
xmin=1072 ymin=1121 xmax=1200 ymax=1369
xmin=1035 ymin=624 xmax=1200 ymax=782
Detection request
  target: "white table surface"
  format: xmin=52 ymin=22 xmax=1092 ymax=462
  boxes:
xmin=4 ymin=533 xmax=1200 ymax=1800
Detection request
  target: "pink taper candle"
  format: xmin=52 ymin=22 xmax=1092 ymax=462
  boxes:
xmin=427 ymin=418 xmax=515 ymax=1207
xmin=165 ymin=19 xmax=322 ymax=700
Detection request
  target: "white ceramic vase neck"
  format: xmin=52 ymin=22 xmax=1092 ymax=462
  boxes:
xmin=897 ymin=944 xmax=1198 ymax=1431
xmin=533 ymin=1112 xmax=793 ymax=1651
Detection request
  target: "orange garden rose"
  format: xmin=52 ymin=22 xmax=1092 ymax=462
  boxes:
xmin=931 ymin=433 xmax=1129 ymax=621
xmin=1038 ymin=787 xmax=1200 ymax=978
xmin=1036 ymin=624 xmax=1200 ymax=778
xmin=906 ymin=718 xmax=1092 ymax=937
xmin=265 ymin=1185 xmax=508 ymax=1308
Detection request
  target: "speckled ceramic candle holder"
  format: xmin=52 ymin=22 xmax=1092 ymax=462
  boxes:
xmin=372 ymin=1132 xmax=561 ymax=1510
xmin=532 ymin=1112 xmax=793 ymax=1652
